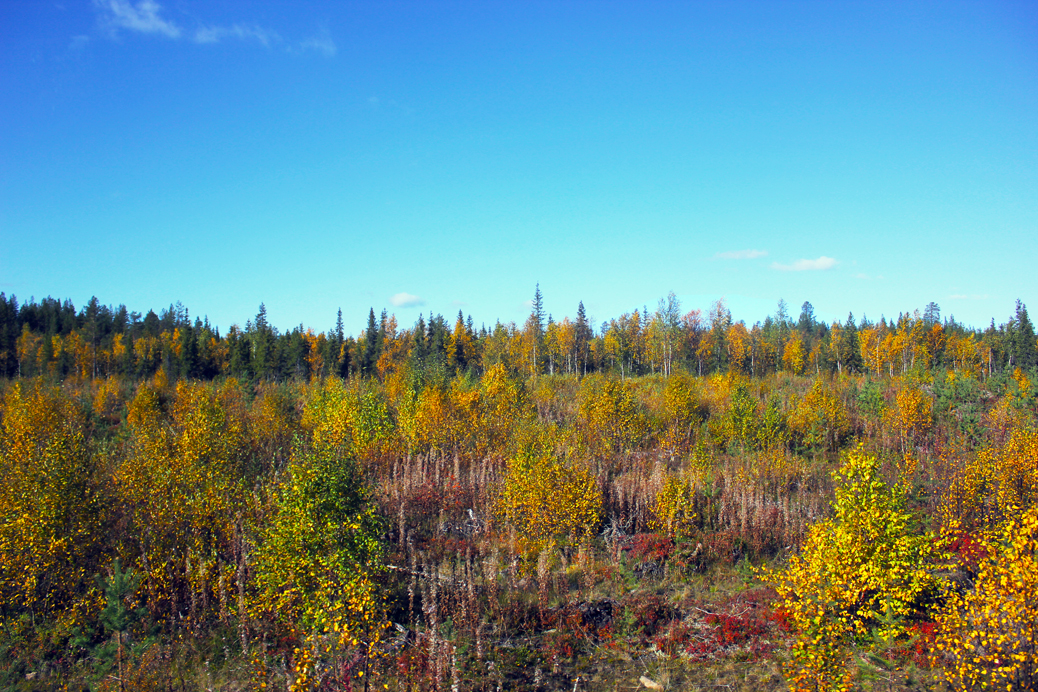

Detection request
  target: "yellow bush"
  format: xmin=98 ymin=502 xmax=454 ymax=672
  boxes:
xmin=250 ymin=381 xmax=299 ymax=462
xmin=940 ymin=426 xmax=1038 ymax=533
xmin=92 ymin=377 xmax=124 ymax=423
xmin=0 ymin=380 xmax=104 ymax=623
xmin=302 ymin=379 xmax=396 ymax=461
xmin=663 ymin=373 xmax=704 ymax=448
xmin=708 ymin=378 xmax=758 ymax=449
xmin=251 ymin=445 xmax=386 ymax=691
xmin=498 ymin=450 xmax=602 ymax=553
xmin=649 ymin=473 xmax=697 ymax=536
xmin=783 ymin=335 xmax=807 ymax=374
xmin=577 ymin=373 xmax=644 ymax=455
xmin=117 ymin=381 xmax=245 ymax=623
xmin=935 ymin=507 xmax=1038 ymax=690
xmin=787 ymin=379 xmax=850 ymax=452
xmin=477 ymin=363 xmax=529 ymax=452
xmin=882 ymin=383 xmax=933 ymax=453
xmin=765 ymin=446 xmax=939 ymax=691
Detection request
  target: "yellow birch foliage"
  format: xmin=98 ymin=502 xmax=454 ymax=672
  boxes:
xmin=301 ymin=379 xmax=396 ymax=461
xmin=649 ymin=472 xmax=697 ymax=536
xmin=251 ymin=445 xmax=386 ymax=692
xmin=447 ymin=376 xmax=482 ymax=450
xmin=765 ymin=446 xmax=939 ymax=691
xmin=0 ymin=380 xmax=105 ymax=627
xmin=661 ymin=373 xmax=705 ymax=452
xmin=783 ymin=334 xmax=807 ymax=374
xmin=940 ymin=425 xmax=1038 ymax=533
xmin=117 ymin=381 xmax=245 ymax=622
xmin=935 ymin=507 xmax=1038 ymax=690
xmin=477 ymin=363 xmax=529 ymax=452
xmin=709 ymin=377 xmax=759 ymax=449
xmin=499 ymin=449 xmax=602 ymax=554
xmin=787 ymin=379 xmax=850 ymax=452
xmin=664 ymin=373 xmax=704 ymax=429
xmin=881 ymin=381 xmax=933 ymax=453
xmin=251 ymin=381 xmax=299 ymax=462
xmin=92 ymin=377 xmax=125 ymax=425
xmin=577 ymin=373 xmax=644 ymax=455
xmin=411 ymin=385 xmax=451 ymax=452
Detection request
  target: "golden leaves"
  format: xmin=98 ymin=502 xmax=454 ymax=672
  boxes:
xmin=577 ymin=374 xmax=645 ymax=455
xmin=764 ymin=446 xmax=940 ymax=689
xmin=498 ymin=449 xmax=602 ymax=554
xmin=0 ymin=380 xmax=103 ymax=619
xmin=935 ymin=507 xmax=1038 ymax=690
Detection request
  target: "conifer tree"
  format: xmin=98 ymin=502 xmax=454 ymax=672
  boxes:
xmin=1011 ymin=300 xmax=1036 ymax=369
xmin=576 ymin=301 xmax=591 ymax=375
xmin=362 ymin=308 xmax=380 ymax=376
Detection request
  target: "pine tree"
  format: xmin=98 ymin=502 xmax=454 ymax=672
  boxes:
xmin=923 ymin=301 xmax=941 ymax=326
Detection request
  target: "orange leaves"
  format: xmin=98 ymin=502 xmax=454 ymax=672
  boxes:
xmin=302 ymin=329 xmax=325 ymax=381
xmin=782 ymin=334 xmax=806 ymax=375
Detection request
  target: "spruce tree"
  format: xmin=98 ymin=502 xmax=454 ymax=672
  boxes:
xmin=1012 ymin=300 xmax=1036 ymax=369
xmin=362 ymin=308 xmax=379 ymax=376
xmin=576 ymin=301 xmax=591 ymax=375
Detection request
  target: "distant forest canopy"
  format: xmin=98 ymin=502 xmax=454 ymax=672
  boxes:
xmin=0 ymin=288 xmax=1035 ymax=382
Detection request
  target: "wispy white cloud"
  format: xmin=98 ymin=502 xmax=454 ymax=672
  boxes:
xmin=95 ymin=0 xmax=181 ymax=38
xmin=949 ymin=293 xmax=990 ymax=300
xmin=390 ymin=292 xmax=426 ymax=308
xmin=93 ymin=1 xmax=332 ymax=57
xmin=451 ymin=300 xmax=468 ymax=307
xmin=194 ymin=24 xmax=281 ymax=47
xmin=714 ymin=249 xmax=768 ymax=260
xmin=772 ymin=256 xmax=838 ymax=272
xmin=854 ymin=272 xmax=884 ymax=280
xmin=299 ymin=32 xmax=337 ymax=57
xmin=69 ymin=35 xmax=91 ymax=51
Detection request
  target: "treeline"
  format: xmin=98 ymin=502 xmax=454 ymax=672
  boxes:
xmin=1 ymin=289 xmax=1035 ymax=383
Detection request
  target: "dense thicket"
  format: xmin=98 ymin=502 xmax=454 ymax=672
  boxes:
xmin=1 ymin=290 xmax=1037 ymax=691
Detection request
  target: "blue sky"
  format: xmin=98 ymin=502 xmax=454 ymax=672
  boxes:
xmin=2 ymin=1 xmax=1035 ymax=335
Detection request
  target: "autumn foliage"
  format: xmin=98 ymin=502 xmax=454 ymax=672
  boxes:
xmin=1 ymin=293 xmax=1037 ymax=690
